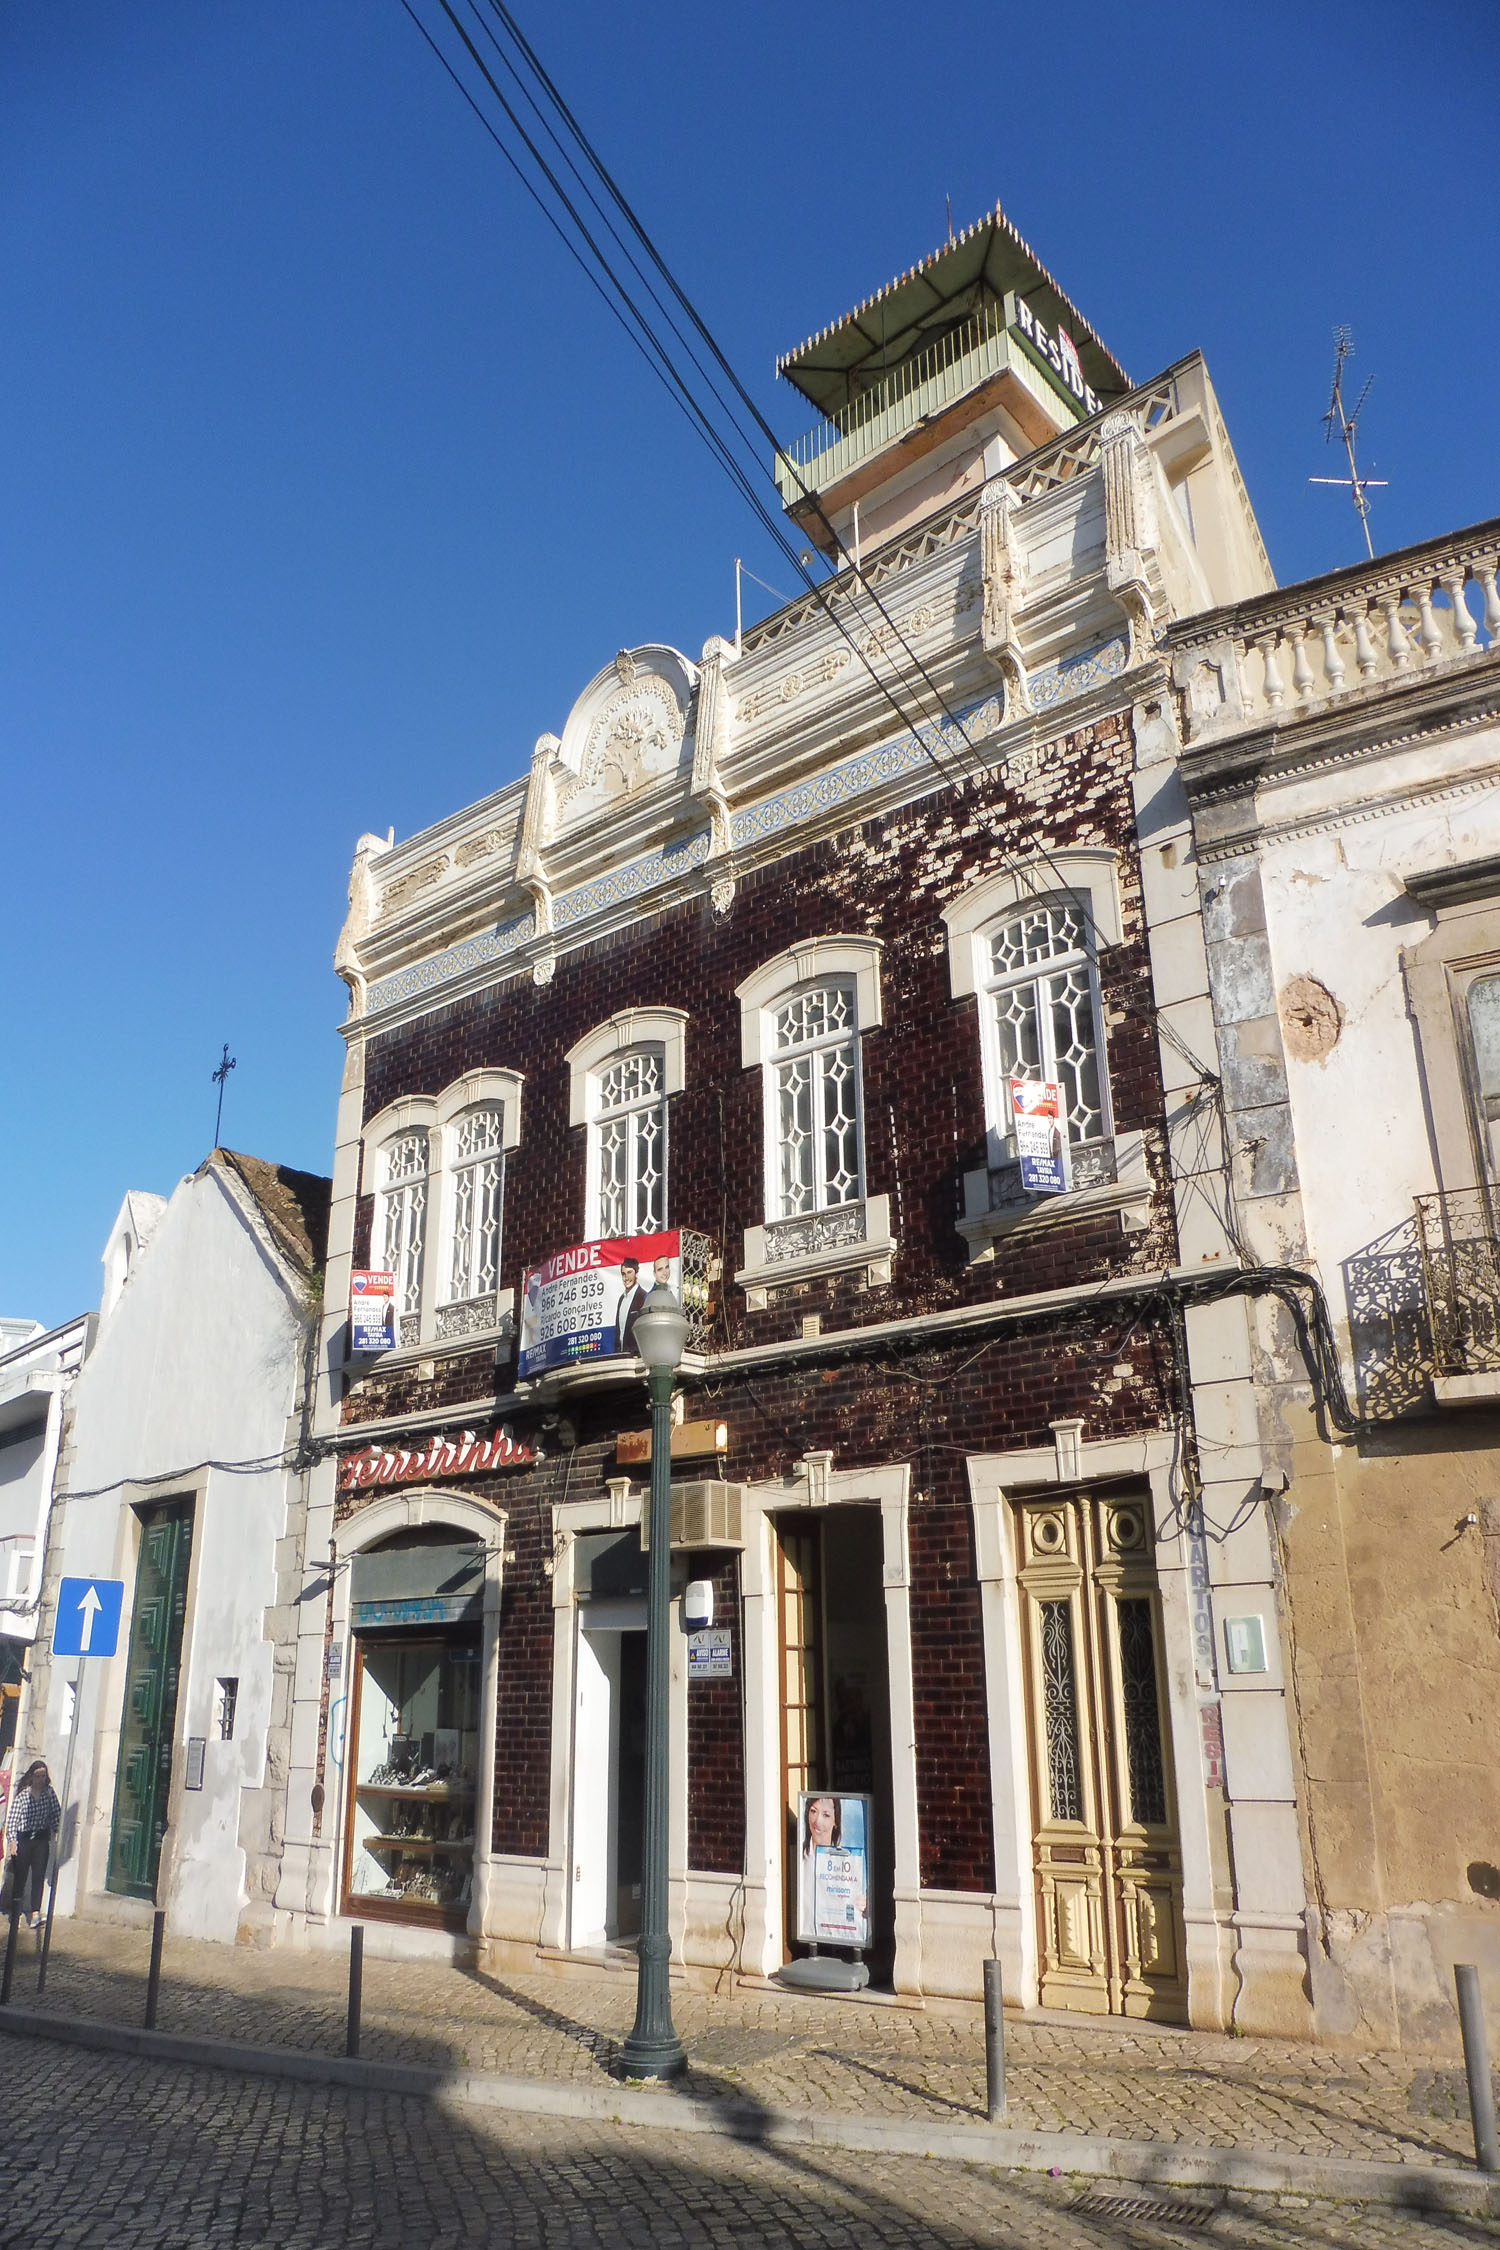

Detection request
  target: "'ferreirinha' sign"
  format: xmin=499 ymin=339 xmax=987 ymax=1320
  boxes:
xmin=337 ymin=1426 xmax=534 ymax=1492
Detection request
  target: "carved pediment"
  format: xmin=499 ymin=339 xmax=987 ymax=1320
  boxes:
xmin=553 ymin=645 xmax=696 ymax=828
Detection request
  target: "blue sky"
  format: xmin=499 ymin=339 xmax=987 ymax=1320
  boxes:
xmin=4 ymin=1 xmax=1496 ymax=1328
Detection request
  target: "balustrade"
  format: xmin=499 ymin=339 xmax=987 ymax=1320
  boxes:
xmin=1173 ymin=531 xmax=1500 ymax=741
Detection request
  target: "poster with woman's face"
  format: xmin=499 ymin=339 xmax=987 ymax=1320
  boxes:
xmin=795 ymin=1791 xmax=871 ymax=1949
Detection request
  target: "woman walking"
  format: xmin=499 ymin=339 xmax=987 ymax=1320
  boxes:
xmin=5 ymin=1760 xmax=61 ymax=1930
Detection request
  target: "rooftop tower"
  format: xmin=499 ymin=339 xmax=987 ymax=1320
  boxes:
xmin=774 ymin=203 xmax=1130 ymax=559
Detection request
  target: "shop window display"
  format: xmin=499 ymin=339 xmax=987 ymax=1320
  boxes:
xmin=344 ymin=1635 xmax=480 ymax=1924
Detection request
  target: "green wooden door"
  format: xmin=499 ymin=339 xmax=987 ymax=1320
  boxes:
xmin=107 ymin=1499 xmax=194 ymax=1899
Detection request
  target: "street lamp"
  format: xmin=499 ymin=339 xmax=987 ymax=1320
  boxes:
xmin=620 ymin=1285 xmax=690 ymax=2080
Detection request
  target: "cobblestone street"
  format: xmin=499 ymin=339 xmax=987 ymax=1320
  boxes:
xmin=1 ymin=2030 xmax=1496 ymax=2250
xmin=8 ymin=1917 xmax=1498 ymax=2174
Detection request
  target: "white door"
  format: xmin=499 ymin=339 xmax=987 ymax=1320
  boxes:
xmin=568 ymin=1599 xmax=646 ymax=1950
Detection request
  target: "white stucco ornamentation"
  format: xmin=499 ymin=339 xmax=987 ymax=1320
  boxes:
xmin=549 ymin=645 xmax=697 ymax=833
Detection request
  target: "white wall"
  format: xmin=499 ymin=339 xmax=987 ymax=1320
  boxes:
xmin=1254 ymin=721 xmax=1500 ymax=1317
xmin=41 ymin=1165 xmax=306 ymax=1941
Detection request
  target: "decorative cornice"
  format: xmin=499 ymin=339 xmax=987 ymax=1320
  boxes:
xmin=1179 ymin=662 xmax=1500 ymax=808
xmin=359 ymin=638 xmax=1132 ymax=1031
xmin=1195 ymin=767 xmax=1500 ymax=865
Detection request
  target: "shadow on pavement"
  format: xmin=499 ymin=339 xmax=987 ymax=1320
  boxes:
xmin=0 ymin=2027 xmax=1494 ymax=2250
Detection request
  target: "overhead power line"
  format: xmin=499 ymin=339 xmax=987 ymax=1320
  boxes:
xmin=398 ymin=0 xmax=1147 ymax=928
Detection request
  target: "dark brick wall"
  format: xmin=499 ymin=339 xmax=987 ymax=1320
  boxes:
xmin=678 ymin=1311 xmax=1173 ymax=1894
xmin=684 ymin=1550 xmax=744 ymax=1876
xmin=355 ymin=714 xmax=1176 ymax=1358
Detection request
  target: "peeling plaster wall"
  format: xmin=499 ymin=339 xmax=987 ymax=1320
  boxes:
xmin=1188 ymin=705 xmax=1500 ymax=2051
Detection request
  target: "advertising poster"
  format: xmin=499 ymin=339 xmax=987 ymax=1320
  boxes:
xmin=349 ymin=1269 xmax=396 ymax=1352
xmin=1010 ymin=1078 xmax=1069 ymax=1195
xmin=795 ymin=1791 xmax=872 ymax=1949
xmin=518 ymin=1230 xmax=682 ymax=1382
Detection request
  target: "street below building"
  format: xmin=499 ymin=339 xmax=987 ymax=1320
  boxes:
xmin=0 ymin=2031 xmax=1494 ymax=2250
xmin=15 ymin=1917 xmax=1500 ymax=2171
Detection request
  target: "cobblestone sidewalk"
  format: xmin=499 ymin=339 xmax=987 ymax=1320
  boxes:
xmin=6 ymin=2033 xmax=1496 ymax=2250
xmin=8 ymin=1916 xmax=1493 ymax=2174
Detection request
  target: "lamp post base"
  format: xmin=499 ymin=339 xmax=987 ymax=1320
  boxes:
xmin=620 ymin=1931 xmax=687 ymax=2079
xmin=619 ymin=2032 xmax=688 ymax=2080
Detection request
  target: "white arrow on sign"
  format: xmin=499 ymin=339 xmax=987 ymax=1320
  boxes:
xmin=78 ymin=1584 xmax=103 ymax=1653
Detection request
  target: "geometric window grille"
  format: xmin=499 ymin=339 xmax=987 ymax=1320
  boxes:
xmin=379 ymin=1131 xmax=428 ymax=1316
xmin=595 ymin=1051 xmax=666 ymax=1237
xmin=1115 ymin=1598 xmax=1169 ymax=1828
xmin=447 ymin=1105 xmax=505 ymax=1303
xmin=985 ymin=894 xmax=1108 ymax=1149
xmin=771 ymin=981 xmax=862 ymax=1219
xmin=1039 ymin=1598 xmax=1084 ymax=1824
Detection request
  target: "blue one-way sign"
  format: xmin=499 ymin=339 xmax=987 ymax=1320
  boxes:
xmin=53 ymin=1577 xmax=125 ymax=1659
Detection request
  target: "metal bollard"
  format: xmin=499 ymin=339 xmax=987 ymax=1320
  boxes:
xmin=1455 ymin=1963 xmax=1499 ymax=2173
xmin=144 ymin=1910 xmax=166 ymax=2031
xmin=0 ymin=1907 xmax=19 ymax=2008
xmin=983 ymin=1957 xmax=1006 ymax=2121
xmin=346 ymin=1924 xmax=364 ymax=2059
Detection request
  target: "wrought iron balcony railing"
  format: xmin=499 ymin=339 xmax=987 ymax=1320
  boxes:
xmin=1415 ymin=1187 xmax=1500 ymax=1376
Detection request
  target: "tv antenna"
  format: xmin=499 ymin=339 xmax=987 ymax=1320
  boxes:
xmin=212 ymin=1042 xmax=237 ymax=1148
xmin=1309 ymin=327 xmax=1386 ymax=560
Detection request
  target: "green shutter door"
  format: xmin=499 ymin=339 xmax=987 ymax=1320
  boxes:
xmin=107 ymin=1499 xmax=194 ymax=1900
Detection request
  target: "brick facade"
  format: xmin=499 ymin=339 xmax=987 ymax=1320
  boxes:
xmin=333 ymin=717 xmax=1182 ymax=1909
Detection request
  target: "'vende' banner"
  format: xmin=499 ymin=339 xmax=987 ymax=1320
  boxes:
xmin=518 ymin=1231 xmax=682 ymax=1381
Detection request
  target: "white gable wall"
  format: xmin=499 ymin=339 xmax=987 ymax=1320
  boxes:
xmin=38 ymin=1164 xmax=309 ymax=1942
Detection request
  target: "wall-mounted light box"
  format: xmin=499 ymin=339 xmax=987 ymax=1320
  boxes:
xmin=1224 ymin=1615 xmax=1268 ymax=1675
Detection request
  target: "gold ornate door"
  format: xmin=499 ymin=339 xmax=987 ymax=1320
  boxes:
xmin=1017 ymin=1489 xmax=1186 ymax=2021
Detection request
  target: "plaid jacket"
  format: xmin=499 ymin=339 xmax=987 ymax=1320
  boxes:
xmin=5 ymin=1783 xmax=60 ymax=1845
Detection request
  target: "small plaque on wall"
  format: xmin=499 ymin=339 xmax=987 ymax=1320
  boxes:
xmin=184 ymin=1738 xmax=206 ymax=1791
xmin=687 ymin=1628 xmax=733 ymax=1680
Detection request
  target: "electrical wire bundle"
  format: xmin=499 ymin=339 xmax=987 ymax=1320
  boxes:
xmin=396 ymin=0 xmax=1104 ymax=854
xmin=392 ymin=3 xmax=1392 ymax=1451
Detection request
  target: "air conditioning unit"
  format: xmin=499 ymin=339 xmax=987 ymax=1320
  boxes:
xmin=657 ymin=1481 xmax=744 ymax=1552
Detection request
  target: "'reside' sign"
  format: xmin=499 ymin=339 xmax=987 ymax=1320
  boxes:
xmin=337 ymin=1426 xmax=534 ymax=1491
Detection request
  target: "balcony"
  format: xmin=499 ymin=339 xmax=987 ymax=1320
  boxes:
xmin=957 ymin=1133 xmax=1152 ymax=1260
xmin=773 ymin=303 xmax=1081 ymax=511
xmin=1416 ymin=1188 xmax=1500 ymax=1404
xmin=1170 ymin=522 xmax=1500 ymax=748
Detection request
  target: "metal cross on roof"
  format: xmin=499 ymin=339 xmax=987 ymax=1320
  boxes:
xmin=212 ymin=1042 xmax=237 ymax=1148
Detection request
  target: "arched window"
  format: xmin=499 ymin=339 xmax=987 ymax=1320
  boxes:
xmin=363 ymin=1072 xmax=523 ymax=1352
xmin=770 ymin=981 xmax=862 ymax=1217
xmin=732 ymin=938 xmax=894 ymax=1304
xmin=445 ymin=1105 xmax=505 ymax=1306
xmin=595 ymin=1049 xmax=667 ymax=1237
xmin=567 ymin=1011 xmax=687 ymax=1244
xmin=983 ymin=895 xmax=1108 ymax=1155
xmin=378 ymin=1131 xmax=429 ymax=1332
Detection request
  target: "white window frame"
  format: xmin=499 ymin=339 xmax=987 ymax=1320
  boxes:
xmin=766 ymin=977 xmax=865 ymax=1219
xmin=734 ymin=938 xmax=894 ymax=1306
xmin=566 ymin=1010 xmax=687 ymax=1242
xmin=941 ymin=854 xmax=1149 ymax=1255
xmin=361 ymin=1071 xmax=523 ymax=1352
xmin=361 ymin=1097 xmax=436 ymax=1349
xmin=977 ymin=893 xmax=1113 ymax=1166
xmin=434 ymin=1071 xmax=524 ymax=1340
